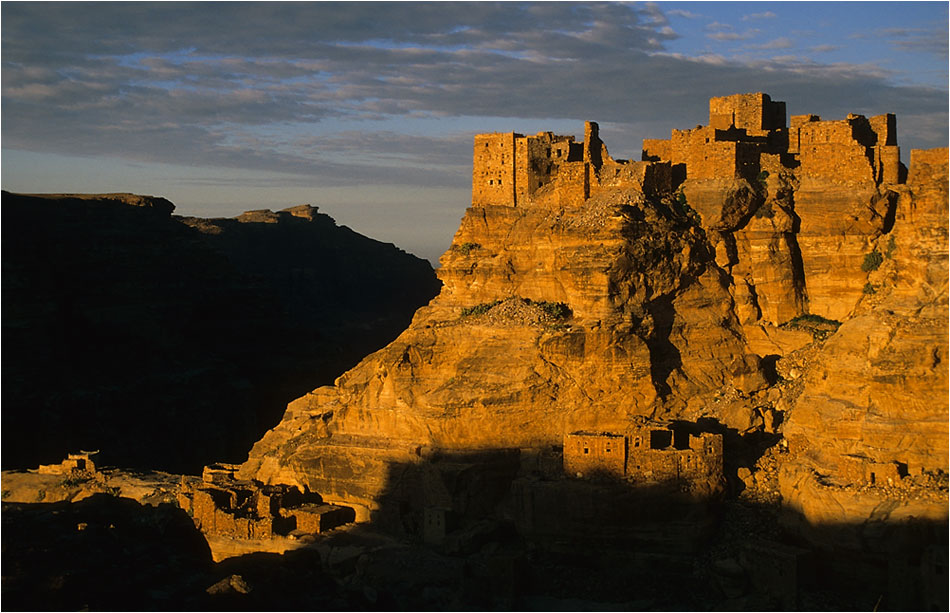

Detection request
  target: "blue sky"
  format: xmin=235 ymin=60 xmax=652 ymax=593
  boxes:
xmin=3 ymin=2 xmax=947 ymax=263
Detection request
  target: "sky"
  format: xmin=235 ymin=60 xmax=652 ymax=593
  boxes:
xmin=3 ymin=2 xmax=948 ymax=264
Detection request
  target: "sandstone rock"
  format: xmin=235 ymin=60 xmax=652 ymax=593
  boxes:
xmin=206 ymin=574 xmax=252 ymax=595
xmin=241 ymin=96 xmax=946 ymax=546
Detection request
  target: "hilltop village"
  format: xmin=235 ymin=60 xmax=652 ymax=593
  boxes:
xmin=4 ymin=92 xmax=946 ymax=610
xmin=474 ymin=92 xmax=900 ymax=208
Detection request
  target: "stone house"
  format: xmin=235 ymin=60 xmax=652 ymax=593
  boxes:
xmin=643 ymin=92 xmax=901 ymax=188
xmin=563 ymin=424 xmax=723 ymax=484
xmin=178 ymin=468 xmax=354 ymax=539
xmin=37 ymin=450 xmax=100 ymax=476
xmin=473 ymin=121 xmax=671 ymax=209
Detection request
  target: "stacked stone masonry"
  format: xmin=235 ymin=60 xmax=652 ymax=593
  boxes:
xmin=474 ymin=92 xmax=903 ymax=209
xmin=37 ymin=451 xmax=100 ymax=476
xmin=564 ymin=425 xmax=723 ymax=484
xmin=473 ymin=121 xmax=670 ymax=208
xmin=178 ymin=463 xmax=354 ymax=539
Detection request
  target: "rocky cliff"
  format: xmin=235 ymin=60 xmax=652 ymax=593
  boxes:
xmin=2 ymin=192 xmax=440 ymax=473
xmin=241 ymin=94 xmax=947 ymax=558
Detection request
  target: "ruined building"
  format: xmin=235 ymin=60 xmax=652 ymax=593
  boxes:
xmin=37 ymin=451 xmax=100 ymax=476
xmin=473 ymin=92 xmax=903 ymax=211
xmin=177 ymin=463 xmax=354 ymax=539
xmin=473 ymin=121 xmax=672 ymax=208
xmin=563 ymin=424 xmax=723 ymax=486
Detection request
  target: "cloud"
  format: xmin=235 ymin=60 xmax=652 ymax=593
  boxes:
xmin=750 ymin=37 xmax=795 ymax=50
xmin=880 ymin=27 xmax=950 ymax=57
xmin=809 ymin=44 xmax=840 ymax=53
xmin=667 ymin=9 xmax=702 ymax=19
xmin=708 ymin=30 xmax=759 ymax=42
xmin=742 ymin=11 xmax=777 ymax=21
xmin=2 ymin=0 xmax=947 ymax=183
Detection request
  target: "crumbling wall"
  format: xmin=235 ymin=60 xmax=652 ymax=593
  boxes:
xmin=797 ymin=116 xmax=876 ymax=183
xmin=290 ymin=503 xmax=353 ymax=533
xmin=37 ymin=451 xmax=99 ymax=476
xmin=179 ymin=472 xmax=351 ymax=540
xmin=563 ymin=427 xmax=723 ymax=485
xmin=563 ymin=432 xmax=626 ymax=477
xmin=709 ymin=92 xmax=786 ymax=137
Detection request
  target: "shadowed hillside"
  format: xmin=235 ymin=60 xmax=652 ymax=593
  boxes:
xmin=1 ymin=192 xmax=441 ymax=473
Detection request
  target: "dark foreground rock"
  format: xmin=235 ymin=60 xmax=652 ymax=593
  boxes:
xmin=2 ymin=192 xmax=441 ymax=473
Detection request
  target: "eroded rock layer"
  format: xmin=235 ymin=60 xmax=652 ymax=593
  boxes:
xmin=242 ymin=94 xmax=947 ymax=545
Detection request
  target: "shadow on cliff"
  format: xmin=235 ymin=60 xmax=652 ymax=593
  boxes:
xmin=303 ymin=448 xmax=948 ymax=611
xmin=3 ymin=451 xmax=946 ymax=611
xmin=645 ymin=293 xmax=681 ymax=398
xmin=1 ymin=193 xmax=441 ymax=473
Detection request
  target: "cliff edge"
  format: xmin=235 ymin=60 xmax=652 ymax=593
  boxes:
xmin=241 ymin=93 xmax=947 ymax=544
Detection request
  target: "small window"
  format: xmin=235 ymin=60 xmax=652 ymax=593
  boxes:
xmin=556 ymin=150 xmax=561 ymax=157
xmin=498 ymin=179 xmax=502 ymax=185
xmin=546 ymin=148 xmax=551 ymax=156
xmin=583 ymin=447 xmax=589 ymax=455
xmin=489 ymin=180 xmax=493 ymax=185
xmin=606 ymin=445 xmax=612 ymax=453
xmin=538 ymin=181 xmax=543 ymax=188
xmin=485 ymin=142 xmax=489 ymax=147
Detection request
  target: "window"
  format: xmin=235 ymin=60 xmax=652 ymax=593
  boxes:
xmin=489 ymin=180 xmax=493 ymax=185
xmin=583 ymin=447 xmax=589 ymax=455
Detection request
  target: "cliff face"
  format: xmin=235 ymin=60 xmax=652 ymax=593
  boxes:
xmin=2 ymin=193 xmax=440 ymax=473
xmin=241 ymin=94 xmax=947 ymax=539
xmin=779 ymin=148 xmax=949 ymax=539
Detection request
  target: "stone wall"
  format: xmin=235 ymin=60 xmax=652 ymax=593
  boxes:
xmin=37 ymin=452 xmax=99 ymax=476
xmin=625 ymin=427 xmax=723 ymax=483
xmin=563 ymin=426 xmax=723 ymax=485
xmin=290 ymin=503 xmax=353 ymax=533
xmin=473 ymin=133 xmax=518 ymax=207
xmin=563 ymin=432 xmax=626 ymax=477
xmin=473 ymin=121 xmax=666 ymax=208
xmin=709 ymin=92 xmax=786 ymax=137
xmin=178 ymin=474 xmax=352 ymax=540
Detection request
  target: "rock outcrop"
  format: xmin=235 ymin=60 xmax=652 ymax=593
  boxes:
xmin=2 ymin=192 xmax=440 ymax=473
xmin=779 ymin=148 xmax=948 ymax=547
xmin=241 ymin=95 xmax=946 ymax=563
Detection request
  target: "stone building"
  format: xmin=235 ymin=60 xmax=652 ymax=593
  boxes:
xmin=472 ymin=121 xmax=671 ymax=208
xmin=177 ymin=466 xmax=354 ymax=539
xmin=642 ymin=92 xmax=901 ymax=188
xmin=838 ymin=454 xmax=906 ymax=487
xmin=472 ymin=92 xmax=901 ymax=213
xmin=563 ymin=424 xmax=723 ymax=485
xmin=37 ymin=450 xmax=100 ymax=476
